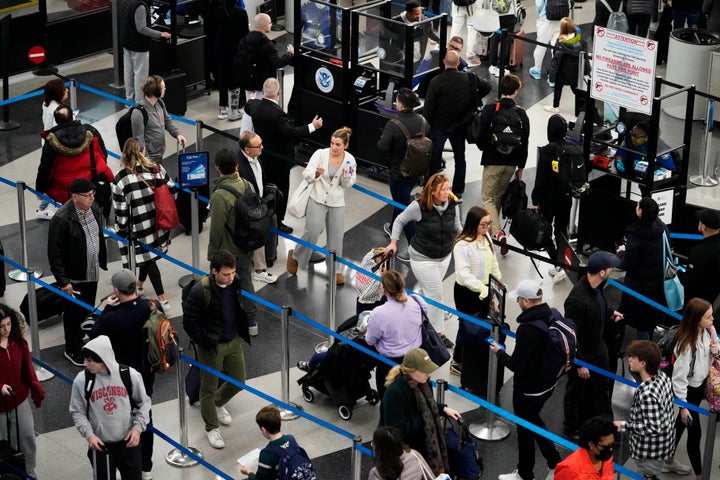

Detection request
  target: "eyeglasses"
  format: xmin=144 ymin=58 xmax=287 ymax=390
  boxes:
xmin=478 ymin=221 xmax=492 ymax=228
xmin=247 ymin=143 xmax=263 ymax=149
xmin=75 ymin=191 xmax=95 ymax=198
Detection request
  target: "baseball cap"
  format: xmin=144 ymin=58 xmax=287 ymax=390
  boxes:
xmin=69 ymin=178 xmax=96 ymax=194
xmin=111 ymin=269 xmax=137 ymax=292
xmin=508 ymin=279 xmax=543 ymax=300
xmin=697 ymin=209 xmax=720 ymax=229
xmin=587 ymin=251 xmax=621 ymax=274
xmin=402 ymin=348 xmax=439 ymax=374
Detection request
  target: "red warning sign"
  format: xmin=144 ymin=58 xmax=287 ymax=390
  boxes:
xmin=28 ymin=46 xmax=46 ymax=65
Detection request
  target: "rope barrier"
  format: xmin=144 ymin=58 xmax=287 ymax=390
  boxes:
xmin=31 ymin=357 xmax=75 ymax=386
xmin=607 ymin=278 xmax=683 ymax=321
xmin=180 ymin=187 xmax=210 ymax=204
xmin=350 ymin=183 xmax=407 ymax=210
xmin=0 ymin=89 xmax=44 ymax=107
xmin=149 ymin=425 xmax=233 ymax=479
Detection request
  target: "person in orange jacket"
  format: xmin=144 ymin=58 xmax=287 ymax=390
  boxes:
xmin=555 ymin=416 xmax=616 ymax=480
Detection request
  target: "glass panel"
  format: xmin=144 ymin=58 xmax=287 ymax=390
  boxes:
xmin=47 ymin=0 xmax=109 ymax=21
xmin=300 ymin=0 xmax=343 ymax=59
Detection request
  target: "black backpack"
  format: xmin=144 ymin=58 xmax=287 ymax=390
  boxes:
xmin=546 ymin=0 xmax=570 ymax=20
xmin=218 ymin=180 xmax=271 ymax=251
xmin=509 ymin=208 xmax=553 ymax=251
xmin=264 ymin=436 xmax=317 ymax=480
xmin=390 ymin=118 xmax=432 ymax=179
xmin=115 ymin=106 xmax=148 ymax=151
xmin=234 ymin=49 xmax=258 ymax=90
xmin=500 ymin=179 xmax=528 ymax=220
xmin=550 ymin=142 xmax=589 ymax=198
xmin=525 ymin=309 xmax=578 ymax=384
xmin=488 ymin=102 xmax=524 ymax=155
xmin=658 ymin=325 xmax=696 ymax=379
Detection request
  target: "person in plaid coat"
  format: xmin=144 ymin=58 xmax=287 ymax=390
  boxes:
xmin=112 ymin=136 xmax=175 ymax=310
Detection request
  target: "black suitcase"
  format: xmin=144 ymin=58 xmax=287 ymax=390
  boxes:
xmin=161 ymin=69 xmax=187 ymax=116
xmin=19 ymin=281 xmax=64 ymax=323
xmin=176 ymin=185 xmax=210 ymax=234
xmin=263 ymin=183 xmax=283 ymax=266
xmin=0 ymin=395 xmax=26 ymax=476
xmin=460 ymin=321 xmax=506 ymax=397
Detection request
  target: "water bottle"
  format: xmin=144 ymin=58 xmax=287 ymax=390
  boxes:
xmin=344 ymin=159 xmax=352 ymax=177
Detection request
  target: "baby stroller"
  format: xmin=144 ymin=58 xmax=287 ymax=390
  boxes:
xmin=297 ymin=321 xmax=379 ymax=420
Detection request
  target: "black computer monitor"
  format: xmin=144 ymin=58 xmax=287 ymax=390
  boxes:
xmin=556 ymin=233 xmax=586 ymax=286
xmin=488 ymin=273 xmax=506 ymax=327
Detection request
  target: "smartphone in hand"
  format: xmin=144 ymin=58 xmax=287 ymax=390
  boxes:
xmin=486 ymin=337 xmax=505 ymax=350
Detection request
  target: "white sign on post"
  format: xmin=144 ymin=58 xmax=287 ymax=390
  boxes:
xmin=591 ymin=26 xmax=658 ymax=115
xmin=651 ymin=188 xmax=674 ymax=225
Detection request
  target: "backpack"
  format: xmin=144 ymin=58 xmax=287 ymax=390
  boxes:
xmin=526 ymin=308 xmax=577 ymax=385
xmin=488 ymin=102 xmax=524 ymax=155
xmin=551 ymin=142 xmax=589 ymax=198
xmin=84 ymin=364 xmax=137 ymax=416
xmin=218 ymin=180 xmax=271 ymax=251
xmin=264 ymin=436 xmax=317 ymax=480
xmin=142 ymin=300 xmax=178 ymax=374
xmin=390 ymin=118 xmax=432 ymax=179
xmin=509 ymin=208 xmax=553 ymax=250
xmin=500 ymin=179 xmax=528 ymax=220
xmin=453 ymin=0 xmax=477 ymax=7
xmin=545 ymin=0 xmax=569 ymax=20
xmin=491 ymin=0 xmax=512 ymax=14
xmin=234 ymin=49 xmax=259 ymax=90
xmin=180 ymin=275 xmax=211 ymax=311
xmin=115 ymin=106 xmax=148 ymax=150
xmin=600 ymin=0 xmax=629 ymax=33
xmin=657 ymin=325 xmax=696 ymax=379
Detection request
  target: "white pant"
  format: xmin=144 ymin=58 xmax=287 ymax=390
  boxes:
xmin=532 ymin=18 xmax=561 ymax=72
xmin=451 ymin=4 xmax=477 ymax=57
xmin=410 ymin=253 xmax=452 ymax=334
xmin=123 ymin=49 xmax=150 ymax=104
xmin=0 ymin=398 xmax=37 ymax=475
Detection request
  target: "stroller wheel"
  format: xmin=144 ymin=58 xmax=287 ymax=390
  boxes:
xmin=338 ymin=404 xmax=353 ymax=420
xmin=367 ymin=389 xmax=380 ymax=405
xmin=302 ymin=387 xmax=315 ymax=403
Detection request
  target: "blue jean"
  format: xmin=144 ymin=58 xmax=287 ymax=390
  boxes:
xmin=673 ymin=11 xmax=701 ymax=29
xmin=430 ymin=128 xmax=467 ymax=194
xmin=389 ymin=176 xmax=417 ymax=241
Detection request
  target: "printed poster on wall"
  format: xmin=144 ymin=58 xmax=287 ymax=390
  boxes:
xmin=591 ymin=26 xmax=658 ymax=115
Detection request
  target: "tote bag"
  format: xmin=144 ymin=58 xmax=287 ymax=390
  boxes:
xmin=662 ymin=231 xmax=684 ymax=312
xmin=411 ymin=296 xmax=451 ymax=366
xmin=287 ymin=180 xmax=312 ymax=219
xmin=138 ymin=165 xmax=180 ymax=230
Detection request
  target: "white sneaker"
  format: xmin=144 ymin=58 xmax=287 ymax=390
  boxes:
xmin=248 ymin=322 xmax=259 ymax=336
xmin=35 ymin=207 xmax=55 ymax=220
xmin=141 ymin=471 xmax=153 ymax=480
xmin=661 ymin=460 xmax=692 ymax=474
xmin=547 ymin=267 xmax=557 ymax=277
xmin=544 ymin=105 xmax=560 ymax=114
xmin=206 ymin=428 xmax=225 ymax=448
xmin=227 ymin=110 xmax=242 ymax=121
xmin=253 ymin=270 xmax=278 ymax=284
xmin=217 ymin=108 xmax=228 ymax=120
xmin=160 ymin=300 xmax=171 ymax=314
xmin=215 ymin=406 xmax=232 ymax=426
xmin=498 ymin=470 xmax=523 ymax=480
xmin=552 ymin=268 xmax=567 ymax=284
xmin=545 ymin=468 xmax=554 ymax=480
xmin=489 ymin=65 xmax=500 ymax=77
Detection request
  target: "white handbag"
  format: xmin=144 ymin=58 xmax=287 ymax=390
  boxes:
xmin=287 ymin=180 xmax=312 ymax=219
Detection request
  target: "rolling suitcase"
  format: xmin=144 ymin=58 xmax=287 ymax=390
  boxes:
xmin=0 ymin=395 xmax=26 ymax=476
xmin=176 ymin=185 xmax=210 ymax=234
xmin=91 ymin=447 xmax=112 ymax=480
xmin=161 ymin=69 xmax=187 ymax=116
xmin=508 ymin=29 xmax=525 ymax=68
xmin=20 ymin=281 xmax=64 ymax=323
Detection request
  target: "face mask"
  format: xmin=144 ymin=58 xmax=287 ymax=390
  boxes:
xmin=596 ymin=445 xmax=613 ymax=462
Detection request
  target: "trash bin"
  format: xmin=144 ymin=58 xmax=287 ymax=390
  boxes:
xmin=663 ymin=28 xmax=720 ymax=120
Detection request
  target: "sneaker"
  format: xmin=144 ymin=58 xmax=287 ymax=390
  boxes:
xmin=488 ymin=65 xmax=500 ymax=77
xmin=160 ymin=300 xmax=171 ymax=314
xmin=336 ymin=273 xmax=345 ymax=285
xmin=396 ymin=251 xmax=410 ymax=262
xmin=35 ymin=207 xmax=55 ymax=220
xmin=439 ymin=333 xmax=455 ymax=349
xmin=468 ymin=56 xmax=481 ymax=66
xmin=217 ymin=108 xmax=228 ymax=120
xmin=286 ymin=249 xmax=298 ymax=275
xmin=383 ymin=222 xmax=392 ymax=236
xmin=547 ymin=78 xmax=555 ymax=87
xmin=297 ymin=360 xmax=311 ymax=372
xmin=661 ymin=460 xmax=692 ymax=474
xmin=64 ymin=351 xmax=84 ymax=367
xmin=206 ymin=428 xmax=225 ymax=449
xmin=552 ymin=268 xmax=567 ymax=284
xmin=529 ymin=67 xmax=542 ymax=80
xmin=215 ymin=406 xmax=232 ymax=426
xmin=547 ymin=267 xmax=557 ymax=277
xmin=498 ymin=470 xmax=523 ymax=480
xmin=450 ymin=361 xmax=462 ymax=376
xmin=137 ymin=287 xmax=145 ymax=295
xmin=545 ymin=469 xmax=554 ymax=480
xmin=141 ymin=471 xmax=153 ymax=480
xmin=544 ymin=105 xmax=560 ymax=114
xmin=227 ymin=110 xmax=242 ymax=121
xmin=253 ymin=270 xmax=278 ymax=284
xmin=309 ymin=251 xmax=326 ymax=263
xmin=248 ymin=322 xmax=259 ymax=337
xmin=497 ymin=231 xmax=509 ymax=256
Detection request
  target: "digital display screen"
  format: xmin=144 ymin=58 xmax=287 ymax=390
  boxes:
xmin=178 ymin=151 xmax=209 ymax=189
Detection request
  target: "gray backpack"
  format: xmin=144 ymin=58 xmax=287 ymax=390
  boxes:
xmin=601 ymin=0 xmax=629 ymax=33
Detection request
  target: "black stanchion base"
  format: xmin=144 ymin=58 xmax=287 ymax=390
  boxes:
xmin=0 ymin=120 xmax=20 ymax=131
xmin=33 ymin=66 xmax=59 ymax=76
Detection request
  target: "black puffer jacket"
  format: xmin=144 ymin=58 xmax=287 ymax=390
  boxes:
xmin=548 ymin=32 xmax=589 ymax=86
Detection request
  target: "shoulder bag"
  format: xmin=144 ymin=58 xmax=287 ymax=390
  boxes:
xmin=412 ymin=449 xmax=451 ymax=480
xmin=662 ymin=231 xmax=684 ymax=312
xmin=411 ymin=295 xmax=451 ymax=367
xmin=287 ymin=179 xmax=312 ymax=219
xmin=138 ymin=165 xmax=180 ymax=231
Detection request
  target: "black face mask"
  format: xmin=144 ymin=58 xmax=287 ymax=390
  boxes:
xmin=596 ymin=445 xmax=613 ymax=462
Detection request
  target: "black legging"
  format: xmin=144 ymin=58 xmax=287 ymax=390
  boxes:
xmin=139 ymin=259 xmax=164 ymax=296
xmin=673 ymin=382 xmax=706 ymax=475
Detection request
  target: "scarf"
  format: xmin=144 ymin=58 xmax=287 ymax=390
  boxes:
xmin=411 ymin=379 xmax=449 ymax=475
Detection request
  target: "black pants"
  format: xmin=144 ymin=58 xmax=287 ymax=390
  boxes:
xmin=262 ymin=157 xmax=291 ymax=224
xmin=514 ymin=387 xmax=562 ymax=480
xmin=563 ymin=365 xmax=613 ymax=434
xmin=138 ymin=259 xmax=164 ymax=296
xmin=88 ymin=442 xmax=141 ymax=480
xmin=63 ymin=280 xmax=98 ymax=355
xmin=673 ymin=382 xmax=706 ymax=475
xmin=538 ymin=195 xmax=571 ymax=263
xmin=453 ymin=282 xmax=490 ymax=364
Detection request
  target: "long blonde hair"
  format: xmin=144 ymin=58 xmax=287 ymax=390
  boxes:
xmin=384 ymin=364 xmax=414 ymax=387
xmin=122 ymin=137 xmax=154 ymax=172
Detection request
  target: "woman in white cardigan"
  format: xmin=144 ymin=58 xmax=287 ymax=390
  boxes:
xmin=287 ymin=127 xmax=356 ymax=285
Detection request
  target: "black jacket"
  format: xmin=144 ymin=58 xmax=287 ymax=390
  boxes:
xmin=237 ymin=31 xmax=293 ymax=91
xmin=680 ymin=233 xmax=720 ymax=304
xmin=423 ymin=69 xmax=478 ymax=131
xmin=377 ymin=110 xmax=430 ymax=179
xmin=244 ymin=98 xmax=310 ymax=168
xmin=496 ymin=303 xmax=557 ymax=394
xmin=476 ymin=97 xmax=530 ymax=168
xmin=548 ymin=33 xmax=589 ymax=86
xmin=47 ymin=201 xmax=108 ymax=287
xmin=182 ymin=275 xmax=250 ymax=350
xmin=236 ymin=150 xmax=262 ymax=194
xmin=564 ymin=275 xmax=613 ymax=369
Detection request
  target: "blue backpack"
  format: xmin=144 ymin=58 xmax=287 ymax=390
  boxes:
xmin=526 ymin=308 xmax=577 ymax=384
xmin=265 ymin=436 xmax=317 ymax=480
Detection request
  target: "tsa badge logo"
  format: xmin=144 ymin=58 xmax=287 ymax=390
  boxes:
xmin=315 ymin=67 xmax=334 ymax=94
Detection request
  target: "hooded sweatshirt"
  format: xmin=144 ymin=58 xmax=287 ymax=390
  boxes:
xmin=69 ymin=335 xmax=150 ymax=443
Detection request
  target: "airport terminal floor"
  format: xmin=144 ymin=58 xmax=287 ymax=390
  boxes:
xmin=1 ymin=5 xmax=720 ymax=480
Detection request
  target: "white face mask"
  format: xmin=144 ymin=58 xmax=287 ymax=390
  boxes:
xmin=216 ymin=282 xmax=229 ymax=289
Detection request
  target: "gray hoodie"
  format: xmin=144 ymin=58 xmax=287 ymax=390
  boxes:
xmin=69 ymin=335 xmax=151 ymax=443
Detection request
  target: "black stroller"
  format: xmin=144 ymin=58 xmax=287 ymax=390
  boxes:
xmin=297 ymin=320 xmax=379 ymax=420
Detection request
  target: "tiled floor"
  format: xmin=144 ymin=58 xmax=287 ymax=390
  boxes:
xmin=1 ymin=4 xmax=719 ymax=479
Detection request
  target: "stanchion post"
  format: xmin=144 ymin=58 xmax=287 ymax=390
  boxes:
xmin=435 ymin=379 xmax=447 ymax=404
xmin=69 ymin=78 xmax=78 ymax=117
xmin=195 ymin=120 xmax=203 ymax=152
xmin=315 ymin=250 xmax=337 ymax=353
xmin=9 ymin=182 xmax=42 ymax=282
xmin=469 ymin=322 xmax=509 ymax=441
xmin=279 ymin=305 xmax=301 ymax=420
xmin=350 ymin=435 xmax=363 ymax=480
xmin=277 ymin=69 xmax=285 ymax=108
xmin=166 ymin=346 xmax=203 ymax=467
xmin=127 ymin=228 xmax=137 ymax=275
xmin=26 ymin=268 xmax=54 ymax=381
xmin=701 ymin=409 xmax=718 ymax=480
xmin=178 ymin=189 xmax=201 ymax=288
